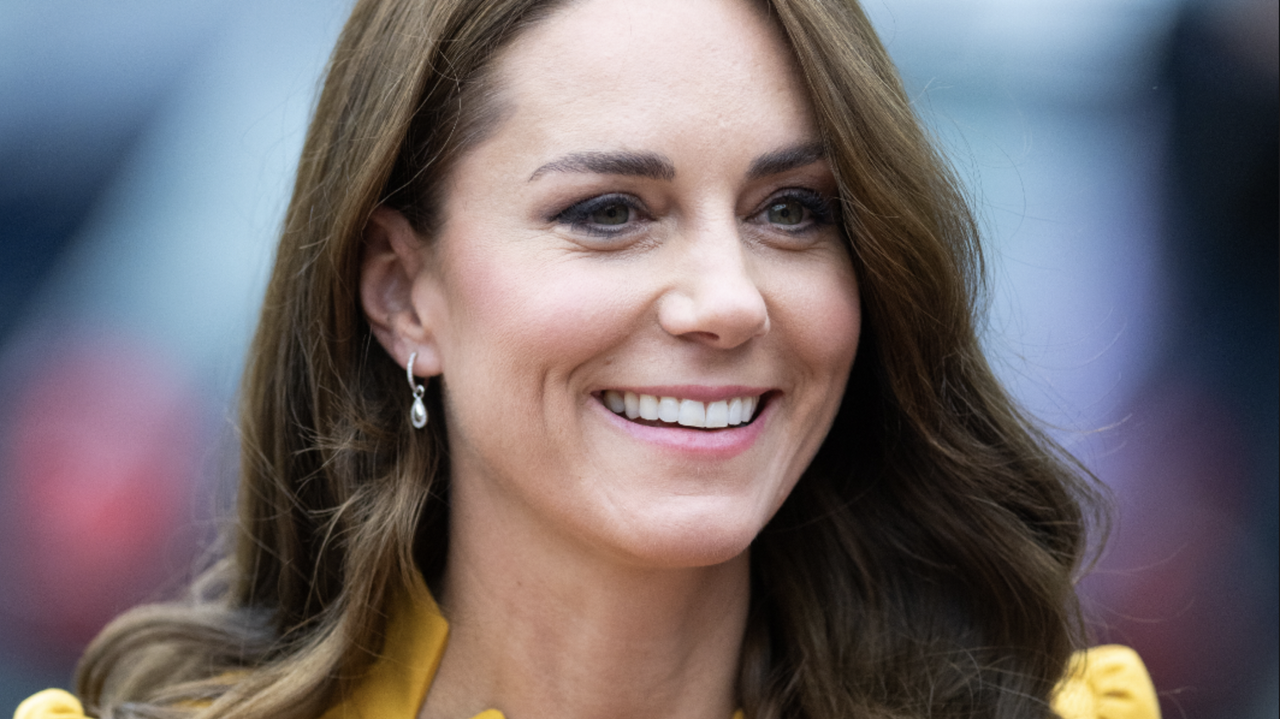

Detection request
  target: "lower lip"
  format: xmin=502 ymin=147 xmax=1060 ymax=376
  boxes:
xmin=593 ymin=395 xmax=771 ymax=458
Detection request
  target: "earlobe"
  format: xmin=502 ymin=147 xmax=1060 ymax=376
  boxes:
xmin=360 ymin=206 xmax=444 ymax=375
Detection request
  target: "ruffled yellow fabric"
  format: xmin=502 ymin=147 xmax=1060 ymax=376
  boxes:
xmin=13 ymin=690 xmax=85 ymax=719
xmin=13 ymin=577 xmax=1158 ymax=719
xmin=314 ymin=571 xmax=444 ymax=719
xmin=6 ymin=649 xmax=1163 ymax=719
xmin=1053 ymin=645 xmax=1161 ymax=719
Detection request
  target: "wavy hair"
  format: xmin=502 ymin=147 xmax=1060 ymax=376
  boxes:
xmin=76 ymin=0 xmax=1103 ymax=717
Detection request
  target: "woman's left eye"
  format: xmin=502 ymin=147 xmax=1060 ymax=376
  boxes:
xmin=754 ymin=190 xmax=833 ymax=232
xmin=765 ymin=198 xmax=807 ymax=226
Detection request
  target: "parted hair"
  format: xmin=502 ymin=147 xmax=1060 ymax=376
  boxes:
xmin=75 ymin=0 xmax=1102 ymax=717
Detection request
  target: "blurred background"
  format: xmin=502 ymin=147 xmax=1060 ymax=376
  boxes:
xmin=0 ymin=0 xmax=1275 ymax=716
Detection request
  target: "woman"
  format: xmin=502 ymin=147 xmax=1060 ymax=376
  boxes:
xmin=18 ymin=0 xmax=1158 ymax=717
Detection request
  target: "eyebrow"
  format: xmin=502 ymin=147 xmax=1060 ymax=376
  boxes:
xmin=529 ymin=151 xmax=676 ymax=181
xmin=526 ymin=141 xmax=828 ymax=182
xmin=746 ymin=141 xmax=828 ymax=179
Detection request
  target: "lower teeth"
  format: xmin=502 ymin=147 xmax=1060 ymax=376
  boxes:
xmin=613 ymin=409 xmax=754 ymax=429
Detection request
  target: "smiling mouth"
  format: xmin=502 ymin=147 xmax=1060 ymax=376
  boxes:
xmin=600 ymin=390 xmax=765 ymax=429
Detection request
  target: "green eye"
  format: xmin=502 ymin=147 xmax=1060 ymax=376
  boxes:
xmin=554 ymin=193 xmax=646 ymax=237
xmin=590 ymin=203 xmax=631 ymax=225
xmin=766 ymin=199 xmax=806 ymax=226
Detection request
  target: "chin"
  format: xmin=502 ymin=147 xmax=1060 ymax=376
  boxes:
xmin=605 ymin=508 xmax=766 ymax=570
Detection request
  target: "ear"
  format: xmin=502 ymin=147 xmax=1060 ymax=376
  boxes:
xmin=360 ymin=206 xmax=444 ymax=376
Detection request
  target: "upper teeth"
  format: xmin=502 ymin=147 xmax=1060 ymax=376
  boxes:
xmin=602 ymin=390 xmax=759 ymax=428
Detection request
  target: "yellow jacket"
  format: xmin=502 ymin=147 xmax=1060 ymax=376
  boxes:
xmin=16 ymin=573 xmax=1159 ymax=719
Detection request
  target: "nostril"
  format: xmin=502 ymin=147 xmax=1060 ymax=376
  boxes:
xmin=655 ymin=266 xmax=769 ymax=348
xmin=682 ymin=330 xmax=721 ymax=344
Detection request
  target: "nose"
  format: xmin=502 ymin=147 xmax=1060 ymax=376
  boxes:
xmin=657 ymin=225 xmax=770 ymax=349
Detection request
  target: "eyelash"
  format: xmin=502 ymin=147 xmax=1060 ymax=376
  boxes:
xmin=553 ymin=193 xmax=648 ymax=237
xmin=754 ymin=188 xmax=836 ymax=231
xmin=550 ymin=188 xmax=837 ymax=238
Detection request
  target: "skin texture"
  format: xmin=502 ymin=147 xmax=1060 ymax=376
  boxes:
xmin=361 ymin=0 xmax=861 ymax=716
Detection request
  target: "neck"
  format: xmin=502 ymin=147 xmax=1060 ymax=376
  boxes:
xmin=418 ymin=482 xmax=749 ymax=719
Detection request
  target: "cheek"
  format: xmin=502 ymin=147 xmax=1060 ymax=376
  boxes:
xmin=778 ymin=261 xmax=862 ymax=378
xmin=440 ymin=245 xmax=643 ymax=381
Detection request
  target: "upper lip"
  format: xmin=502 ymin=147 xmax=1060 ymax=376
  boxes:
xmin=597 ymin=385 xmax=773 ymax=402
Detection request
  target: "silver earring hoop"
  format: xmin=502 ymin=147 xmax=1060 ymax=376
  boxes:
xmin=407 ymin=351 xmax=428 ymax=429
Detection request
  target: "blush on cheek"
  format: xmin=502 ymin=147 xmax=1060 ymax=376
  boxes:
xmin=830 ymin=301 xmax=862 ymax=365
xmin=783 ymin=271 xmax=862 ymax=369
xmin=464 ymin=259 xmax=640 ymax=355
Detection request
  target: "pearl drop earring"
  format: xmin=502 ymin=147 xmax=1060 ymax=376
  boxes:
xmin=407 ymin=351 xmax=428 ymax=429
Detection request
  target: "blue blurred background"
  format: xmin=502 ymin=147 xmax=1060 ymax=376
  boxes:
xmin=1 ymin=1 xmax=1275 ymax=716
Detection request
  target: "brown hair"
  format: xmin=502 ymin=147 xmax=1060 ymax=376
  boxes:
xmin=76 ymin=0 xmax=1102 ymax=717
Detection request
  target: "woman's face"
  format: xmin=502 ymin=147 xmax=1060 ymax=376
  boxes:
xmin=409 ymin=0 xmax=861 ymax=568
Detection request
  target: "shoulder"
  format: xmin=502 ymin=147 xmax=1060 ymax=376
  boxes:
xmin=1052 ymin=645 xmax=1161 ymax=719
xmin=14 ymin=690 xmax=88 ymax=719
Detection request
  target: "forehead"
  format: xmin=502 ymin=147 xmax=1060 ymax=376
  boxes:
xmin=484 ymin=0 xmax=817 ymax=160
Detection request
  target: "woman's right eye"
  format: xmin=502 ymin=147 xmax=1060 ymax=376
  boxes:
xmin=586 ymin=202 xmax=631 ymax=226
xmin=554 ymin=194 xmax=646 ymax=236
